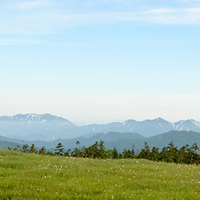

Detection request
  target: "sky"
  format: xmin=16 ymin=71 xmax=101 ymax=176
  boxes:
xmin=1 ymin=0 xmax=200 ymax=125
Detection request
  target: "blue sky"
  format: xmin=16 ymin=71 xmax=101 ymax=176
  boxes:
xmin=1 ymin=0 xmax=200 ymax=125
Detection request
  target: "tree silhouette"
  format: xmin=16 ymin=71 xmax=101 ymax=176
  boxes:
xmin=55 ymin=142 xmax=64 ymax=156
xmin=29 ymin=144 xmax=37 ymax=153
xmin=38 ymin=146 xmax=46 ymax=155
xmin=21 ymin=143 xmax=29 ymax=153
xmin=112 ymin=147 xmax=118 ymax=159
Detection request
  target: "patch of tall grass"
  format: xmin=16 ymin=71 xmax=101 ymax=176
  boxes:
xmin=0 ymin=150 xmax=200 ymax=199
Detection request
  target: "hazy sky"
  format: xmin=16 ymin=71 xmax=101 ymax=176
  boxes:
xmin=1 ymin=0 xmax=200 ymax=125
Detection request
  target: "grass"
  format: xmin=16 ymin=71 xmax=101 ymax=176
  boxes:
xmin=0 ymin=150 xmax=200 ymax=199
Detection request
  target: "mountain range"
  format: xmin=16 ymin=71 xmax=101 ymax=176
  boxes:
xmin=1 ymin=130 xmax=200 ymax=153
xmin=0 ymin=113 xmax=200 ymax=141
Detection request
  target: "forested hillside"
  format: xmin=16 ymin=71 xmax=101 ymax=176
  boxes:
xmin=1 ymin=131 xmax=200 ymax=153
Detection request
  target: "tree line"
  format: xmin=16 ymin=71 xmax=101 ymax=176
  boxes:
xmin=7 ymin=140 xmax=200 ymax=165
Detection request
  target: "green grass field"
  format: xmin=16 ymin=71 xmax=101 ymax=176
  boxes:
xmin=0 ymin=150 xmax=200 ymax=200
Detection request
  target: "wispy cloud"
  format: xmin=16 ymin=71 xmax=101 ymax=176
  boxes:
xmin=55 ymin=7 xmax=200 ymax=25
xmin=18 ymin=0 xmax=50 ymax=9
xmin=147 ymin=8 xmax=177 ymax=14
xmin=139 ymin=7 xmax=200 ymax=24
xmin=0 ymin=38 xmax=46 ymax=45
xmin=1 ymin=1 xmax=200 ymax=45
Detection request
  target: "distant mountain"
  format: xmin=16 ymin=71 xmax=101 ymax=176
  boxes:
xmin=0 ymin=135 xmax=22 ymax=149
xmin=22 ymin=131 xmax=145 ymax=149
xmin=1 ymin=113 xmax=200 ymax=141
xmin=77 ymin=117 xmax=200 ymax=138
xmin=174 ymin=119 xmax=200 ymax=132
xmin=88 ymin=131 xmax=145 ymax=142
xmin=0 ymin=140 xmax=21 ymax=149
xmin=0 ymin=131 xmax=145 ymax=150
xmin=1 ymin=130 xmax=200 ymax=153
xmin=0 ymin=113 xmax=76 ymax=141
xmin=55 ymin=117 xmax=200 ymax=139
xmin=104 ymin=131 xmax=200 ymax=152
xmin=146 ymin=130 xmax=200 ymax=148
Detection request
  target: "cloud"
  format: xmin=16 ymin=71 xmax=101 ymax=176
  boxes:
xmin=57 ymin=7 xmax=200 ymax=25
xmin=147 ymin=8 xmax=177 ymax=14
xmin=0 ymin=38 xmax=46 ymax=45
xmin=125 ymin=8 xmax=200 ymax=24
xmin=1 ymin=1 xmax=200 ymax=45
xmin=18 ymin=0 xmax=49 ymax=9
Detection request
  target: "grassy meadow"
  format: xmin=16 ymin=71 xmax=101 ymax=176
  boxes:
xmin=0 ymin=150 xmax=200 ymax=200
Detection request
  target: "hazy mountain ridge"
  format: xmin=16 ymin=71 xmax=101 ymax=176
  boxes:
xmin=1 ymin=113 xmax=62 ymax=121
xmin=0 ymin=113 xmax=76 ymax=141
xmin=56 ymin=117 xmax=200 ymax=139
xmin=0 ymin=131 xmax=144 ymax=150
xmin=104 ymin=130 xmax=200 ymax=152
xmin=0 ymin=113 xmax=200 ymax=141
xmin=1 ymin=131 xmax=200 ymax=154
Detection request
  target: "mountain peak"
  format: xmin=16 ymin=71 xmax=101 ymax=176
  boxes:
xmin=188 ymin=119 xmax=200 ymax=127
xmin=154 ymin=117 xmax=166 ymax=121
xmin=1 ymin=113 xmax=74 ymax=124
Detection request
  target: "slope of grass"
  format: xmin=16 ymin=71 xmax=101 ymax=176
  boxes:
xmin=0 ymin=150 xmax=200 ymax=199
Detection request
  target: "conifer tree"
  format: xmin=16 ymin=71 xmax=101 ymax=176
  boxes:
xmin=112 ymin=147 xmax=119 ymax=159
xmin=29 ymin=144 xmax=37 ymax=153
xmin=21 ymin=143 xmax=29 ymax=153
xmin=137 ymin=142 xmax=150 ymax=159
xmin=150 ymin=146 xmax=159 ymax=161
xmin=99 ymin=140 xmax=106 ymax=159
xmin=131 ymin=145 xmax=135 ymax=158
xmin=55 ymin=142 xmax=64 ymax=156
xmin=38 ymin=146 xmax=46 ymax=155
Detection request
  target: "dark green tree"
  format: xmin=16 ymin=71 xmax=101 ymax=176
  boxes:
xmin=106 ymin=149 xmax=113 ymax=158
xmin=55 ymin=142 xmax=64 ymax=156
xmin=99 ymin=140 xmax=106 ymax=159
xmin=150 ymin=146 xmax=159 ymax=161
xmin=137 ymin=142 xmax=150 ymax=159
xmin=177 ymin=145 xmax=185 ymax=163
xmin=131 ymin=145 xmax=135 ymax=158
xmin=185 ymin=143 xmax=200 ymax=164
xmin=46 ymin=150 xmax=54 ymax=156
xmin=76 ymin=140 xmax=80 ymax=146
xmin=91 ymin=141 xmax=99 ymax=158
xmin=38 ymin=146 xmax=46 ymax=155
xmin=64 ymin=149 xmax=71 ymax=157
xmin=112 ymin=147 xmax=119 ymax=159
xmin=191 ymin=143 xmax=199 ymax=152
xmin=166 ymin=141 xmax=177 ymax=163
xmin=21 ymin=143 xmax=29 ymax=153
xmin=7 ymin=147 xmax=12 ymax=151
xmin=29 ymin=144 xmax=37 ymax=153
xmin=123 ymin=148 xmax=132 ymax=158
